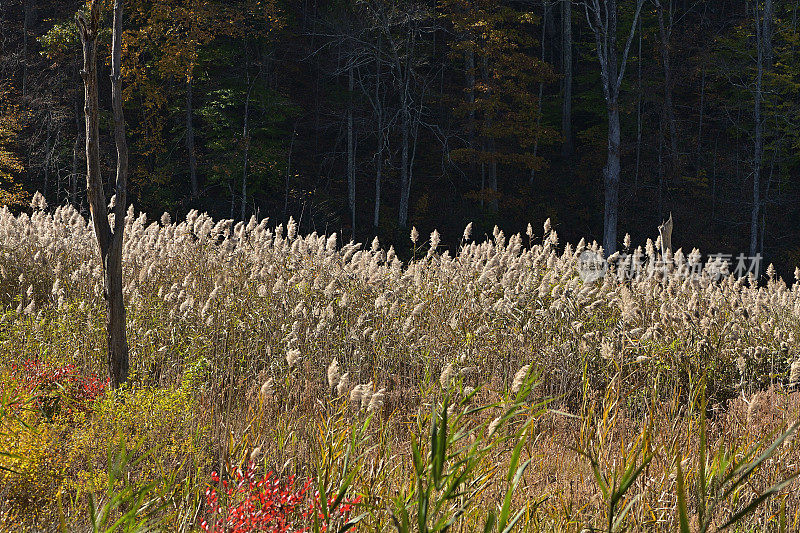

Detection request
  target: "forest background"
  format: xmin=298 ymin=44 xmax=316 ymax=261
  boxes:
xmin=1 ymin=0 xmax=799 ymax=276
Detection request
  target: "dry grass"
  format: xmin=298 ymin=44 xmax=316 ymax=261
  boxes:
xmin=1 ymin=196 xmax=800 ymax=531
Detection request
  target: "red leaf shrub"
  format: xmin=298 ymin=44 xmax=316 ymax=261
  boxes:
xmin=200 ymin=462 xmax=361 ymax=533
xmin=6 ymin=360 xmax=108 ymax=419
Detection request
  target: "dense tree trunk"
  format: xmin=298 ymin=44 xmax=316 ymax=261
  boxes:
xmin=22 ymin=0 xmax=35 ymax=97
xmin=751 ymin=0 xmax=772 ymax=257
xmin=696 ymin=65 xmax=705 ymax=181
xmin=561 ymin=0 xmax=573 ymax=158
xmin=347 ymin=63 xmax=356 ymax=236
xmin=604 ymin=104 xmax=621 ymax=255
xmin=585 ymin=0 xmax=644 ymax=255
xmin=285 ymin=123 xmax=296 ymax=219
xmin=466 ymin=44 xmax=475 ymax=181
xmin=72 ymin=76 xmax=82 ymax=206
xmin=531 ymin=0 xmax=548 ymax=185
xmin=77 ymin=0 xmax=130 ymax=389
xmin=373 ymin=45 xmax=383 ymax=230
xmin=656 ymin=0 xmax=679 ymax=175
xmin=240 ymin=80 xmax=252 ymax=221
xmin=186 ymin=79 xmax=198 ymax=198
xmin=634 ymin=15 xmax=642 ymax=188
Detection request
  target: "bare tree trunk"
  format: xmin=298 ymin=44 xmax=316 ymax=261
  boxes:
xmin=480 ymin=55 xmax=497 ymax=213
xmin=285 ymin=123 xmax=296 ymax=219
xmin=77 ymin=0 xmax=129 ymax=388
xmin=43 ymin=118 xmax=51 ymax=198
xmin=585 ymin=0 xmax=645 ymax=255
xmin=751 ymin=0 xmax=772 ymax=257
xmin=657 ymin=121 xmax=664 ymax=221
xmin=186 ymin=78 xmax=198 ymax=198
xmin=466 ymin=43 xmax=475 ymax=181
xmin=373 ymin=43 xmax=383 ymax=230
xmin=531 ymin=0 xmax=548 ymax=185
xmin=634 ymin=15 xmax=642 ymax=188
xmin=604 ymin=104 xmax=621 ymax=254
xmin=399 ymin=103 xmax=410 ymax=227
xmin=656 ymin=0 xmax=679 ymax=175
xmin=373 ymin=138 xmax=382 ymax=229
xmin=72 ymin=84 xmax=82 ymax=205
xmin=561 ymin=0 xmax=573 ymax=158
xmin=712 ymin=135 xmax=718 ymax=221
xmin=240 ymin=80 xmax=252 ymax=221
xmin=22 ymin=0 xmax=34 ymax=98
xmin=696 ymin=65 xmax=705 ymax=181
xmin=347 ymin=63 xmax=356 ymax=236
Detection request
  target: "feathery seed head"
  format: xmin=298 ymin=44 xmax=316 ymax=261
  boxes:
xmin=286 ymin=348 xmax=302 ymax=368
xmin=440 ymin=363 xmax=457 ymax=389
xmin=511 ymin=364 xmax=530 ymax=395
xmin=327 ymin=358 xmax=341 ymax=390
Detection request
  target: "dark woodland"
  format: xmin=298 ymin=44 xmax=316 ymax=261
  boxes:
xmin=2 ymin=0 xmax=799 ymax=276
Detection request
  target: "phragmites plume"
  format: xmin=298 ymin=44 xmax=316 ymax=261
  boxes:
xmin=349 ymin=383 xmax=366 ymax=407
xmin=487 ymin=416 xmax=502 ymax=438
xmin=360 ymin=382 xmax=374 ymax=410
xmin=30 ymin=191 xmax=47 ymax=211
xmin=259 ymin=377 xmax=274 ymax=403
xmin=410 ymin=226 xmax=419 ymax=244
xmin=511 ymin=365 xmax=530 ymax=395
xmin=790 ymin=361 xmax=800 ymax=390
xmin=350 ymin=382 xmax=374 ymax=410
xmin=336 ymin=372 xmax=350 ymax=397
xmin=249 ymin=446 xmax=262 ymax=463
xmin=543 ymin=218 xmax=551 ymax=234
xmin=463 ymin=222 xmax=473 ymax=241
xmin=440 ymin=363 xmax=457 ymax=389
xmin=430 ymin=230 xmax=441 ymax=251
xmin=367 ymin=388 xmax=386 ymax=412
xmin=286 ymin=348 xmax=302 ymax=368
xmin=327 ymin=358 xmax=341 ymax=391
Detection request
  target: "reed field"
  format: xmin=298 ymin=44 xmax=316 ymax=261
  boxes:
xmin=2 ymin=195 xmax=800 ymax=532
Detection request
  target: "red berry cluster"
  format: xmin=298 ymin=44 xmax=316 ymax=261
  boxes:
xmin=7 ymin=360 xmax=109 ymax=418
xmin=200 ymin=462 xmax=361 ymax=533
